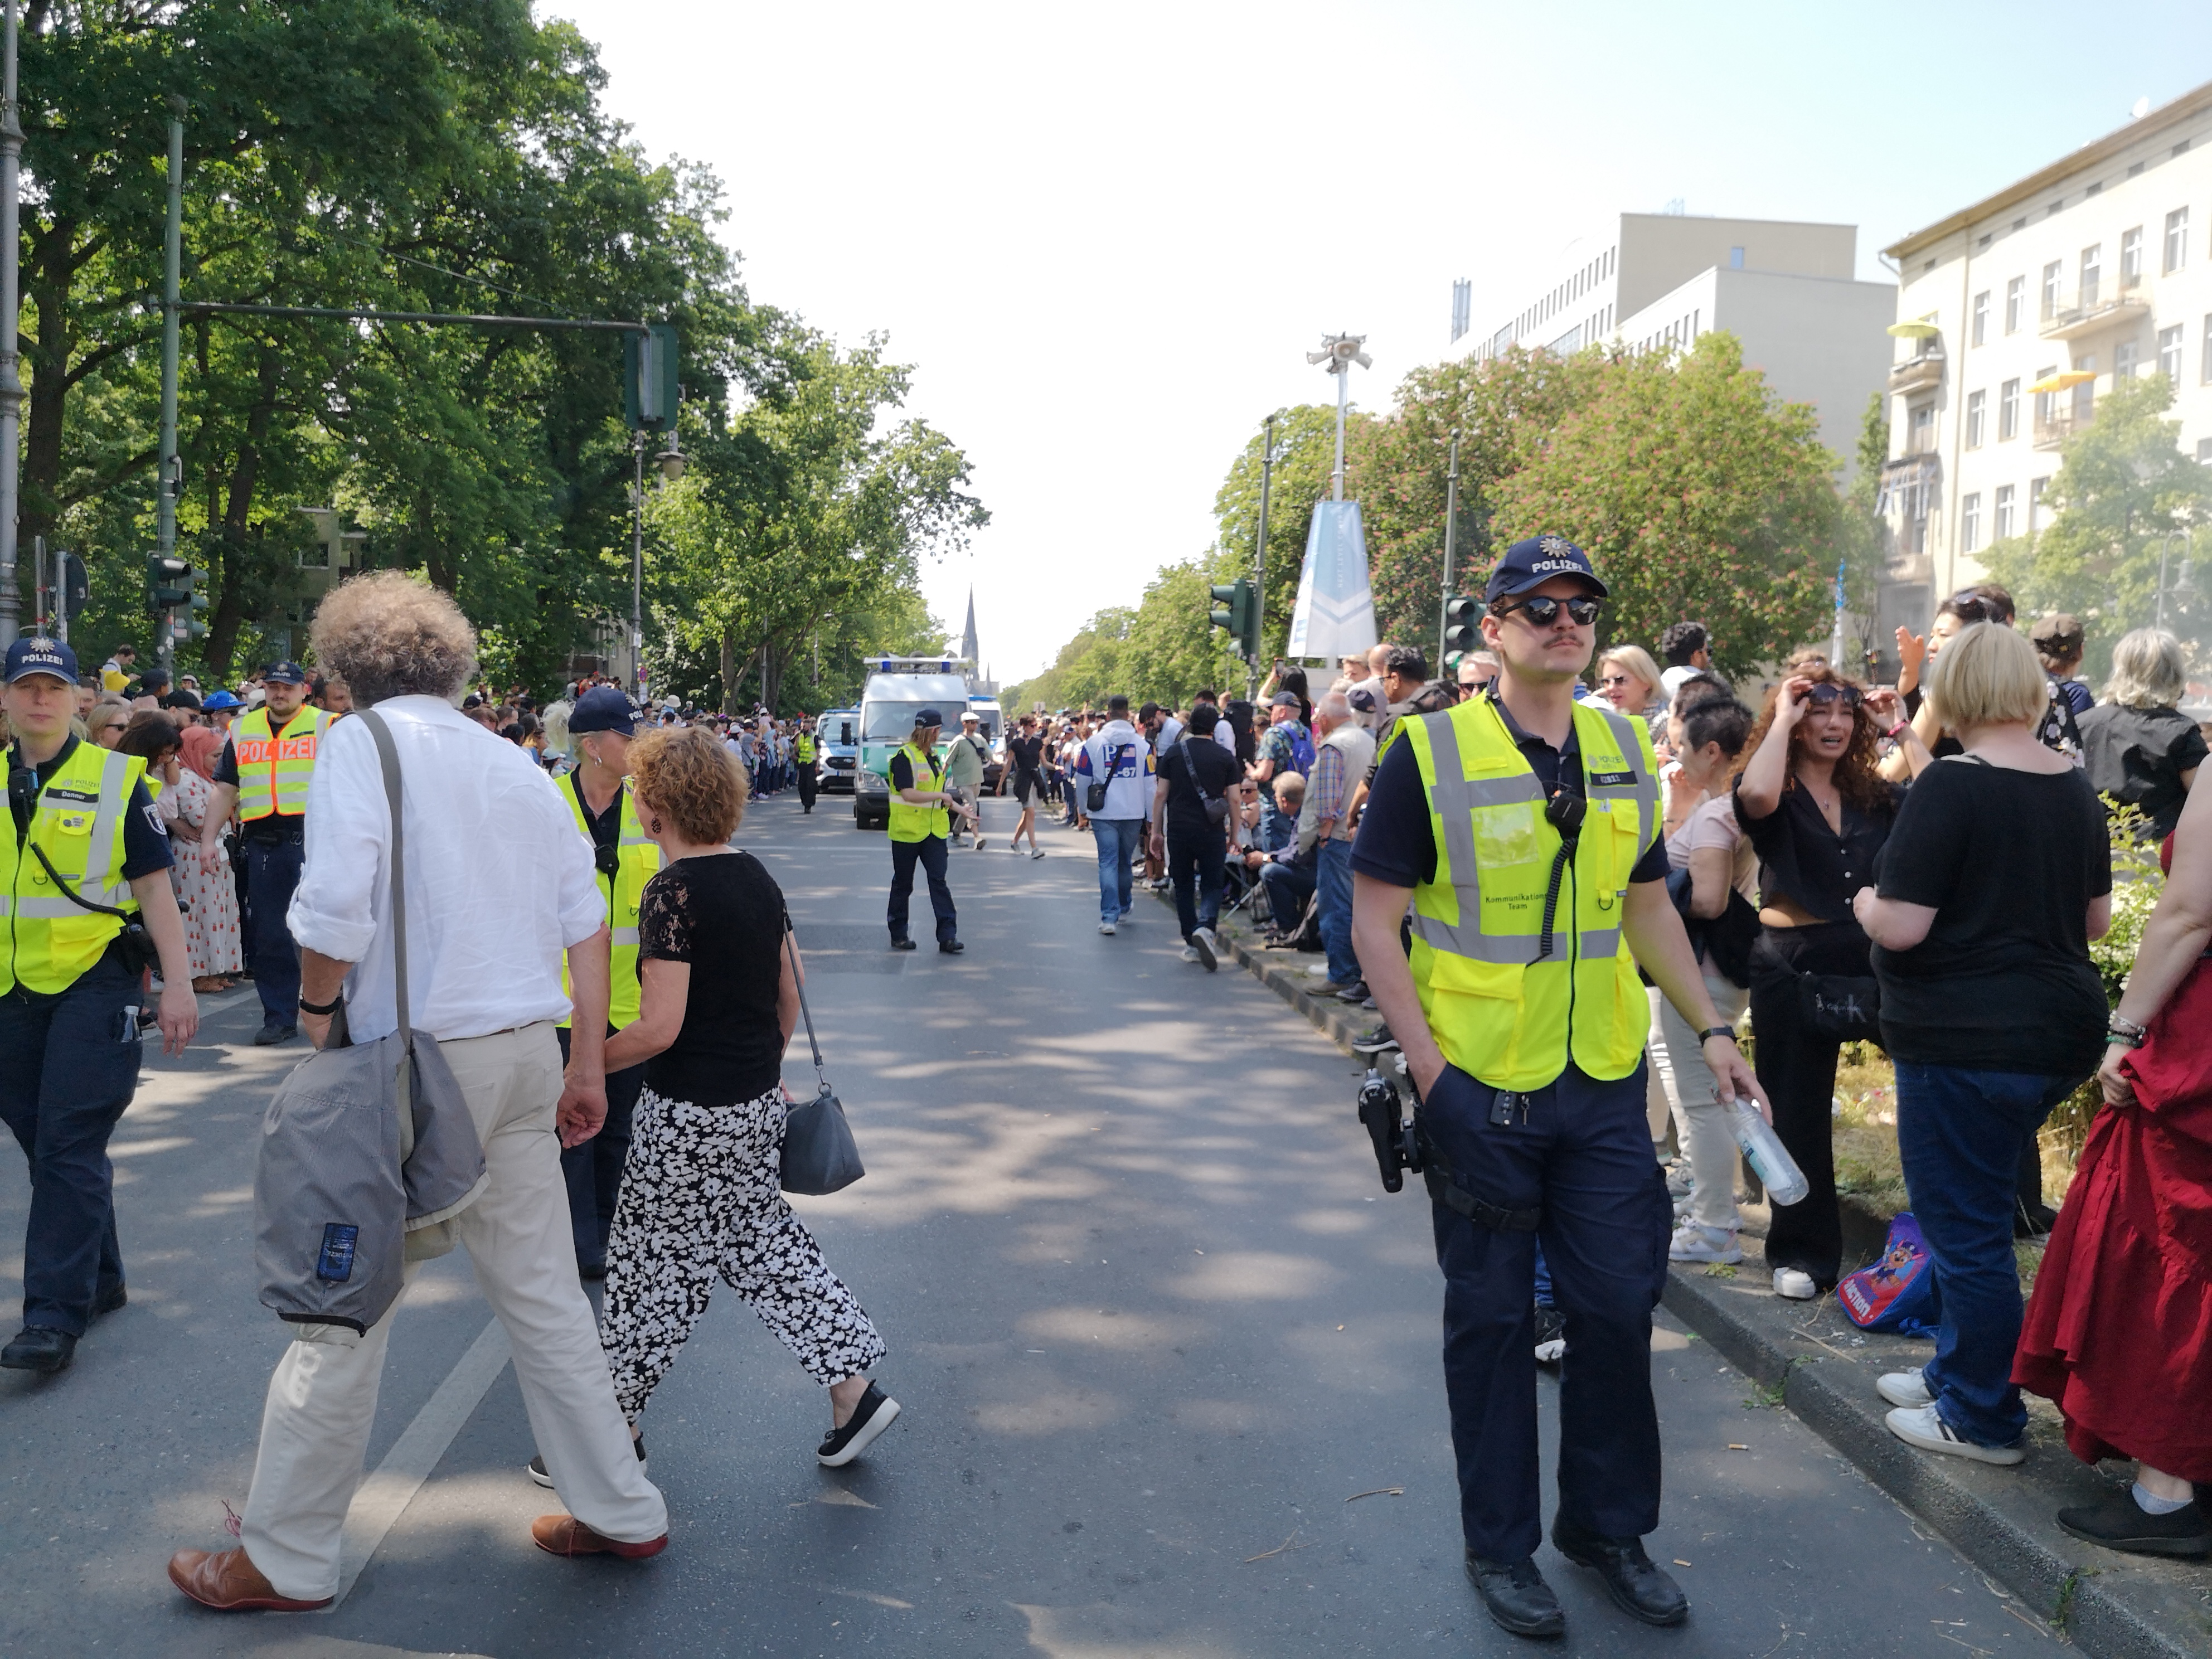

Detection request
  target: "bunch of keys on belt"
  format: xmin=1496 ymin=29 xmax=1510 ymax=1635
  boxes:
xmin=1489 ymin=1089 xmax=1531 ymax=1127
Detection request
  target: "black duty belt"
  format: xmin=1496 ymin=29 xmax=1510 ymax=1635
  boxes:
xmin=1420 ymin=1157 xmax=1541 ymax=1232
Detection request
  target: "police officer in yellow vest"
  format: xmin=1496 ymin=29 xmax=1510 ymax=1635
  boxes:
xmin=200 ymin=661 xmax=329 ymax=1046
xmin=0 ymin=637 xmax=198 ymax=1375
xmin=556 ymin=687 xmax=658 ymax=1278
xmin=886 ymin=710 xmax=962 ymax=953
xmin=1350 ymin=538 xmax=1768 ymax=1641
xmin=795 ymin=715 xmax=819 ymax=814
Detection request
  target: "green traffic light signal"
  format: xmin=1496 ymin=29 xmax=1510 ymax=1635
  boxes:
xmin=1443 ymin=594 xmax=1479 ymax=657
xmin=1209 ymin=578 xmax=1260 ymax=658
xmin=146 ymin=554 xmax=191 ymax=609
xmin=1209 ymin=582 xmax=1239 ymax=633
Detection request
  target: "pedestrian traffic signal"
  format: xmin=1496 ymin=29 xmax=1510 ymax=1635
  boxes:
xmin=147 ymin=554 xmax=191 ymax=608
xmin=1209 ymin=577 xmax=1260 ymax=659
xmin=1443 ymin=594 xmax=1479 ymax=657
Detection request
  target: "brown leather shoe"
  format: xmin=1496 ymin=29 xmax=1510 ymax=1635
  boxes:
xmin=530 ymin=1514 xmax=668 ymax=1560
xmin=167 ymin=1546 xmax=333 ymax=1612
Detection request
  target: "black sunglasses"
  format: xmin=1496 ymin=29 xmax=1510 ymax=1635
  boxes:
xmin=1946 ymin=589 xmax=2006 ymax=625
xmin=1798 ymin=682 xmax=1864 ymax=710
xmin=1493 ymin=594 xmax=1603 ymax=627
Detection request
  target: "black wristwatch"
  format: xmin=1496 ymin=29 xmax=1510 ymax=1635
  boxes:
xmin=298 ymin=993 xmax=343 ymax=1017
xmin=1697 ymin=1026 xmax=1738 ymax=1044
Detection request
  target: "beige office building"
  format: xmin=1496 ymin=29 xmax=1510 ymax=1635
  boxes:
xmin=1878 ymin=81 xmax=2212 ymax=643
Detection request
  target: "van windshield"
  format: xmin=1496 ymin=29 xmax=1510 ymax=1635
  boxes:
xmin=864 ymin=702 xmax=937 ymax=741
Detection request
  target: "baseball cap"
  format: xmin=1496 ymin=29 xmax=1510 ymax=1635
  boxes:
xmin=1269 ymin=690 xmax=1301 ymax=709
xmin=4 ymin=636 xmax=77 ymax=685
xmin=262 ymin=660 xmax=309 ymax=685
xmin=2030 ymin=613 xmax=2085 ymax=649
xmin=201 ymin=689 xmax=241 ymax=711
xmin=913 ymin=707 xmax=944 ymax=729
xmin=1483 ymin=534 xmax=1609 ymax=605
xmin=570 ymin=685 xmax=639 ymax=736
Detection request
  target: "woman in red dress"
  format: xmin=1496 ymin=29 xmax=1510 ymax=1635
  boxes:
xmin=2014 ymin=779 xmax=2212 ymax=1558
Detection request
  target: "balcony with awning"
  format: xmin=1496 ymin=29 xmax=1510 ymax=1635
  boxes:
xmin=1884 ymin=319 xmax=1944 ymax=395
xmin=2030 ymin=369 xmax=2097 ymax=449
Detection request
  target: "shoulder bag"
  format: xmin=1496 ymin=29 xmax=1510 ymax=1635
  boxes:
xmin=1176 ymin=733 xmax=1233 ymax=827
xmin=1085 ymin=741 xmax=1128 ymax=816
xmin=779 ymin=913 xmax=865 ymax=1195
xmin=253 ymin=709 xmax=489 ymax=1337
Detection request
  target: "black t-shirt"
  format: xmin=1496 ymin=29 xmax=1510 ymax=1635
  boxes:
xmin=1006 ymin=734 xmax=1044 ymax=778
xmin=9 ymin=736 xmax=172 ymax=881
xmin=2078 ymin=704 xmax=2209 ymax=840
xmin=637 ymin=851 xmax=789 ymax=1106
xmin=1734 ymin=777 xmax=1901 ymax=922
xmin=1158 ymin=734 xmax=1241 ymax=837
xmin=1352 ymin=707 xmax=1668 ymax=888
xmin=1871 ymin=758 xmax=2111 ymax=1076
xmin=570 ymin=773 xmax=622 ymax=867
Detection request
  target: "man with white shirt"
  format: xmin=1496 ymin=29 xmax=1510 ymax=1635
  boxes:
xmin=1075 ymin=695 xmax=1153 ymax=933
xmin=166 ymin=573 xmax=667 ymax=1615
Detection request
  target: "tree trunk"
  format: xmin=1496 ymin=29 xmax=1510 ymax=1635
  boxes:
xmin=204 ymin=346 xmax=281 ymax=676
xmin=20 ymin=218 xmax=78 ymax=552
xmin=719 ymin=628 xmax=738 ymax=714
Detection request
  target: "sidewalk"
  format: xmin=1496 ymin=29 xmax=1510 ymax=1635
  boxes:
xmin=1167 ymin=891 xmax=2212 ymax=1659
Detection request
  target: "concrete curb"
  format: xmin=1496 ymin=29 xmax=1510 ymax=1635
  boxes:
xmin=1167 ymin=886 xmax=2211 ymax=1659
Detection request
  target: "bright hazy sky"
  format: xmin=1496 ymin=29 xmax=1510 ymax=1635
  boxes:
xmin=551 ymin=0 xmax=2212 ymax=683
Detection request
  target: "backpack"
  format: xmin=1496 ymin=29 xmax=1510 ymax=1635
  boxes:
xmin=1836 ymin=1212 xmax=1942 ymax=1338
xmin=1285 ymin=724 xmax=1316 ymax=777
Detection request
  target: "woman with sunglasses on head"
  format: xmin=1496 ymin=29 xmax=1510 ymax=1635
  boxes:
xmin=1885 ymin=588 xmax=2020 ymax=778
xmin=1734 ymin=666 xmax=1925 ymax=1299
xmin=1596 ymin=646 xmax=1668 ymax=745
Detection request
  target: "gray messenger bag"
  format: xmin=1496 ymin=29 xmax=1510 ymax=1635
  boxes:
xmin=254 ymin=709 xmax=488 ymax=1337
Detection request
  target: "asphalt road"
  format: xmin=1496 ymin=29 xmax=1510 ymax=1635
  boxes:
xmin=0 ymin=785 xmax=2063 ymax=1658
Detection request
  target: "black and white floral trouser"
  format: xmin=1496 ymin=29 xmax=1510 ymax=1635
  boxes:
xmin=600 ymin=1084 xmax=885 ymax=1421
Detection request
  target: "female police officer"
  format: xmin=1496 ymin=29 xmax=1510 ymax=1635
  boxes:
xmin=0 ymin=637 xmax=197 ymax=1374
xmin=1349 ymin=538 xmax=1767 ymax=1641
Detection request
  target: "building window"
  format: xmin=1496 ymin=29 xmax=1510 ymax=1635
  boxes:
xmin=1962 ymin=493 xmax=1982 ymax=552
xmin=2167 ymin=207 xmax=2191 ymax=273
xmin=2160 ymin=323 xmax=2184 ymax=382
xmin=2005 ymin=276 xmax=2024 ymax=333
xmin=1729 ymin=245 xmax=1744 ymax=269
xmin=2122 ymin=226 xmax=2145 ymax=285
xmin=2042 ymin=261 xmax=2063 ymax=320
xmin=1966 ymin=389 xmax=1986 ymax=447
xmin=1999 ymin=377 xmax=2020 ymax=440
xmin=2200 ymin=438 xmax=2212 ymax=464
xmin=2080 ymin=244 xmax=2102 ymax=308
xmin=1995 ymin=483 xmax=2015 ymax=540
xmin=2116 ymin=339 xmax=2141 ymax=379
xmin=2030 ymin=477 xmax=2049 ymax=533
xmin=2204 ymin=314 xmax=2212 ymax=384
xmin=2033 ymin=365 xmax=2058 ymax=426
xmin=1909 ymin=403 xmax=1936 ymax=456
xmin=1972 ymin=291 xmax=1988 ymax=346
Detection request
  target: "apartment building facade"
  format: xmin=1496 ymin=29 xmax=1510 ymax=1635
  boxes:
xmin=1450 ymin=212 xmax=1894 ymax=477
xmin=1878 ymin=80 xmax=2212 ymax=644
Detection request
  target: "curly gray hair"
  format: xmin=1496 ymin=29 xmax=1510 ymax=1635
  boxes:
xmin=308 ymin=570 xmax=477 ymax=706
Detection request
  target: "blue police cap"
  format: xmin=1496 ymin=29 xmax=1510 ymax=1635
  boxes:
xmin=261 ymin=660 xmax=309 ymax=685
xmin=1483 ymin=535 xmax=1609 ymax=605
xmin=913 ymin=707 xmax=944 ymax=729
xmin=569 ymin=685 xmax=638 ymax=736
xmin=5 ymin=636 xmax=77 ymax=685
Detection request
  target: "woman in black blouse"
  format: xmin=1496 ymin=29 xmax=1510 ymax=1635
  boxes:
xmin=592 ymin=727 xmax=899 ymax=1471
xmin=1002 ymin=715 xmax=1047 ymax=857
xmin=1734 ymin=667 xmax=1921 ymax=1299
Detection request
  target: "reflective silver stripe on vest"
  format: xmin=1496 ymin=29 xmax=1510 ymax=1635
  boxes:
xmin=1411 ymin=706 xmax=1549 ymax=963
xmin=85 ymin=750 xmax=135 ymax=908
xmin=611 ymin=926 xmax=640 ymax=946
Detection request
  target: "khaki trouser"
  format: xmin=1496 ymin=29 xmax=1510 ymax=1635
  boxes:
xmin=241 ymin=1022 xmax=666 ymax=1599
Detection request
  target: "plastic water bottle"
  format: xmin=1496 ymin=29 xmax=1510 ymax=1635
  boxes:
xmin=1728 ymin=1098 xmax=1809 ymax=1207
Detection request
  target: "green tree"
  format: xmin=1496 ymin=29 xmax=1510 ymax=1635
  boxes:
xmin=1979 ymin=373 xmax=2212 ymax=679
xmin=1483 ymin=334 xmax=1841 ymax=677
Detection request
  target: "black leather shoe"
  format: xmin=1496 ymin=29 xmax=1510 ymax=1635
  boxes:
xmin=939 ymin=938 xmax=965 ymax=954
xmin=889 ymin=937 xmax=916 ymax=952
xmin=1464 ymin=1552 xmax=1565 ymax=1639
xmin=2058 ymin=1491 xmax=2212 ymax=1558
xmin=253 ymin=1018 xmax=297 ymax=1046
xmin=92 ymin=1284 xmax=127 ymax=1318
xmin=1 ymin=1326 xmax=77 ymax=1372
xmin=1551 ymin=1517 xmax=1687 ymax=1627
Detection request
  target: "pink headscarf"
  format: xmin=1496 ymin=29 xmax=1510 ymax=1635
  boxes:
xmin=179 ymin=724 xmax=224 ymax=783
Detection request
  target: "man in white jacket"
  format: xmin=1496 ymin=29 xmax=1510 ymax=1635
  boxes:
xmin=1075 ymin=695 xmax=1153 ymax=935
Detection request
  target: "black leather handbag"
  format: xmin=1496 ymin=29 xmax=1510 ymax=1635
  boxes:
xmin=778 ymin=919 xmax=865 ymax=1196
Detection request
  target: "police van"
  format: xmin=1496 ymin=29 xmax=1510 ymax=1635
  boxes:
xmin=853 ymin=658 xmax=976 ymax=831
xmin=816 ymin=706 xmax=861 ymax=793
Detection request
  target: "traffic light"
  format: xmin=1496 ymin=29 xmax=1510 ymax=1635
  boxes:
xmin=147 ymin=554 xmax=191 ymax=608
xmin=1442 ymin=593 xmax=1479 ymax=657
xmin=624 ymin=322 xmax=681 ymax=431
xmin=1209 ymin=577 xmax=1260 ymax=659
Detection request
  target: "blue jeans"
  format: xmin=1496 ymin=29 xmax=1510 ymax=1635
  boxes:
xmin=1894 ymin=1061 xmax=2079 ymax=1448
xmin=1317 ymin=838 xmax=1358 ymax=984
xmin=1093 ymin=818 xmax=1144 ymax=923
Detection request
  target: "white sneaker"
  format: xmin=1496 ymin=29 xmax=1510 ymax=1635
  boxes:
xmin=1877 ymin=1370 xmax=1933 ymax=1409
xmin=1191 ymin=928 xmax=1218 ymax=972
xmin=1884 ymin=1404 xmax=2025 ymax=1466
xmin=1668 ymin=1221 xmax=1743 ymax=1264
xmin=1098 ymin=922 xmax=1117 ymax=936
xmin=1180 ymin=944 xmax=1201 ymax=962
xmin=1772 ymin=1267 xmax=1818 ymax=1301
xmin=974 ymin=837 xmax=988 ymax=851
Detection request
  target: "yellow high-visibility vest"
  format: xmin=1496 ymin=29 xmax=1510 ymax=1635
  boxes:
xmin=0 ymin=740 xmax=147 ymax=994
xmin=560 ymin=775 xmax=659 ymax=1032
xmin=1399 ymin=696 xmax=1660 ymax=1092
xmin=887 ymin=741 xmax=949 ymax=842
xmin=796 ymin=734 xmax=816 ymax=763
xmin=232 ymin=704 xmax=330 ymax=821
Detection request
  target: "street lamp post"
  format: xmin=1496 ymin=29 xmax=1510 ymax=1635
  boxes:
xmin=1437 ymin=428 xmax=1461 ymax=670
xmin=2156 ymin=529 xmax=2188 ymax=632
xmin=156 ymin=98 xmax=183 ymax=674
xmin=1306 ymin=333 xmax=1371 ymax=501
xmin=0 ymin=0 xmax=23 ymax=649
xmin=628 ymin=430 xmax=686 ymax=696
xmin=1251 ymin=413 xmax=1274 ymax=701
